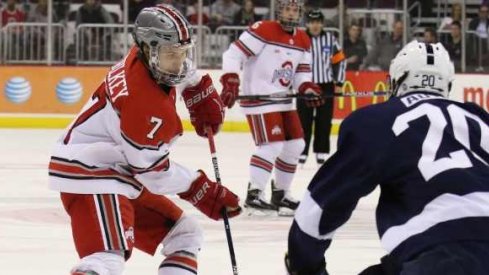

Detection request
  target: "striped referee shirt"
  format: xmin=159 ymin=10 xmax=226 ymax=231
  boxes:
xmin=308 ymin=30 xmax=347 ymax=85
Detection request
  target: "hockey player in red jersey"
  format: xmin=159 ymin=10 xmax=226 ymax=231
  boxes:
xmin=220 ymin=0 xmax=323 ymax=215
xmin=48 ymin=5 xmax=241 ymax=275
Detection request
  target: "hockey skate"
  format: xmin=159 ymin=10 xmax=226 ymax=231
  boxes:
xmin=298 ymin=154 xmax=307 ymax=167
xmin=316 ymin=153 xmax=329 ymax=165
xmin=271 ymin=181 xmax=300 ymax=216
xmin=245 ymin=183 xmax=278 ymax=216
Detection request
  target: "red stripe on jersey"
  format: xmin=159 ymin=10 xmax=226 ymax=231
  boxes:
xmin=49 ymin=157 xmax=143 ymax=191
xmin=129 ymin=155 xmax=170 ymax=174
xmin=234 ymin=40 xmax=254 ymax=57
xmin=157 ymin=5 xmax=190 ymax=42
xmin=296 ymin=64 xmax=311 ymax=73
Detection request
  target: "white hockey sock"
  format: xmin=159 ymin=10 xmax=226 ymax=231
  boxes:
xmin=71 ymin=251 xmax=125 ymax=275
xmin=274 ymin=139 xmax=305 ymax=191
xmin=274 ymin=157 xmax=297 ymax=191
xmin=249 ymin=142 xmax=284 ymax=190
xmin=158 ymin=251 xmax=197 ymax=275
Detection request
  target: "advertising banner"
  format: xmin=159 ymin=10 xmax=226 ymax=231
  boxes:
xmin=1 ymin=66 xmax=486 ymax=132
xmin=1 ymin=66 xmax=108 ymax=114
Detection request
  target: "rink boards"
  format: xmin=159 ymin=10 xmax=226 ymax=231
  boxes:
xmin=0 ymin=67 xmax=488 ymax=134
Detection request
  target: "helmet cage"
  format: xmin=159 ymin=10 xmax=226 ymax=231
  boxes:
xmin=276 ymin=0 xmax=305 ymax=30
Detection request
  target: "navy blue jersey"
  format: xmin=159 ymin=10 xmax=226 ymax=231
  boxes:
xmin=288 ymin=92 xmax=489 ymax=272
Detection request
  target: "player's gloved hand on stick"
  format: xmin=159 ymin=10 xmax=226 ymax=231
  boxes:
xmin=219 ymin=73 xmax=240 ymax=108
xmin=182 ymin=74 xmax=225 ymax=137
xmin=284 ymin=253 xmax=328 ymax=275
xmin=298 ymin=82 xmax=324 ymax=107
xmin=179 ymin=170 xmax=242 ymax=221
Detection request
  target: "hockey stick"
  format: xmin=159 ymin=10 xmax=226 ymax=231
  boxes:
xmin=205 ymin=126 xmax=239 ymax=275
xmin=237 ymin=91 xmax=391 ymax=101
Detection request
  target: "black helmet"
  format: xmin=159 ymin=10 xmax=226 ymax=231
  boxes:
xmin=306 ymin=9 xmax=324 ymax=23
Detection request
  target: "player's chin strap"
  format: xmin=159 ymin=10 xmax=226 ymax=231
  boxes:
xmin=284 ymin=253 xmax=328 ymax=275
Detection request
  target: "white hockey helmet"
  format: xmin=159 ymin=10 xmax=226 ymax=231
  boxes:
xmin=389 ymin=40 xmax=455 ymax=98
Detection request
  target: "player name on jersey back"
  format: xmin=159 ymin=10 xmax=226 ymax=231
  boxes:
xmin=106 ymin=58 xmax=130 ymax=102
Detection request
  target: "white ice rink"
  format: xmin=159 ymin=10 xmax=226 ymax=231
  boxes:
xmin=0 ymin=129 xmax=384 ymax=275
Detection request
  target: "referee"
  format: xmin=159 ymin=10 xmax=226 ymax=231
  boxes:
xmin=298 ymin=9 xmax=346 ymax=165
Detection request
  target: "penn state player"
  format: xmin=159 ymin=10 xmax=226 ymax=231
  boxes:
xmin=285 ymin=40 xmax=489 ymax=275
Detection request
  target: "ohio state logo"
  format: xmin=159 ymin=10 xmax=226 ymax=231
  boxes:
xmin=272 ymin=61 xmax=294 ymax=87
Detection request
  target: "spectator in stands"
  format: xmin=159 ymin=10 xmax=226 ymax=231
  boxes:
xmin=415 ymin=0 xmax=434 ymax=17
xmin=423 ymin=27 xmax=438 ymax=43
xmin=76 ymin=0 xmax=114 ymax=61
xmin=211 ymin=0 xmax=241 ymax=26
xmin=439 ymin=2 xmax=462 ymax=31
xmin=27 ymin=0 xmax=57 ymax=23
xmin=27 ymin=0 xmax=61 ymax=60
xmin=444 ymin=21 xmax=462 ymax=72
xmin=1 ymin=0 xmax=25 ymax=27
xmin=331 ymin=5 xmax=352 ymax=30
xmin=233 ymin=0 xmax=260 ymax=26
xmin=129 ymin=0 xmax=155 ymax=23
xmin=187 ymin=0 xmax=210 ymax=25
xmin=361 ymin=20 xmax=403 ymax=71
xmin=343 ymin=23 xmax=368 ymax=70
xmin=54 ymin=0 xmax=70 ymax=22
xmin=469 ymin=4 xmax=489 ymax=67
xmin=76 ymin=0 xmax=113 ymax=26
xmin=1 ymin=0 xmax=25 ymax=60
xmin=469 ymin=4 xmax=489 ymax=39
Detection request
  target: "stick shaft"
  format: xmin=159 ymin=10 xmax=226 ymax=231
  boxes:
xmin=205 ymin=127 xmax=239 ymax=275
xmin=237 ymin=91 xmax=390 ymax=101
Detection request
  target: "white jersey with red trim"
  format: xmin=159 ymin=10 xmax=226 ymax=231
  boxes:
xmin=48 ymin=47 xmax=199 ymax=199
xmin=222 ymin=20 xmax=313 ymax=115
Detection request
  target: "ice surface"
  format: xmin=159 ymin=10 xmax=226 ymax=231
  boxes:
xmin=0 ymin=129 xmax=383 ymax=274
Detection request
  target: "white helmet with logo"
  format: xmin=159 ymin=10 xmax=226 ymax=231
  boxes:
xmin=133 ymin=4 xmax=196 ymax=85
xmin=389 ymin=40 xmax=455 ymax=98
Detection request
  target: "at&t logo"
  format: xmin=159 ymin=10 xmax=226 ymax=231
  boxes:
xmin=4 ymin=77 xmax=31 ymax=103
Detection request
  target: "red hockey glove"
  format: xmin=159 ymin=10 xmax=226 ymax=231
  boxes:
xmin=219 ymin=73 xmax=240 ymax=108
xmin=179 ymin=171 xmax=242 ymax=221
xmin=298 ymin=82 xmax=325 ymax=108
xmin=182 ymin=74 xmax=225 ymax=137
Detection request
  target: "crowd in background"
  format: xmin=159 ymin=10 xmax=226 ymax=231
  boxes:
xmin=1 ymin=0 xmax=489 ymax=71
